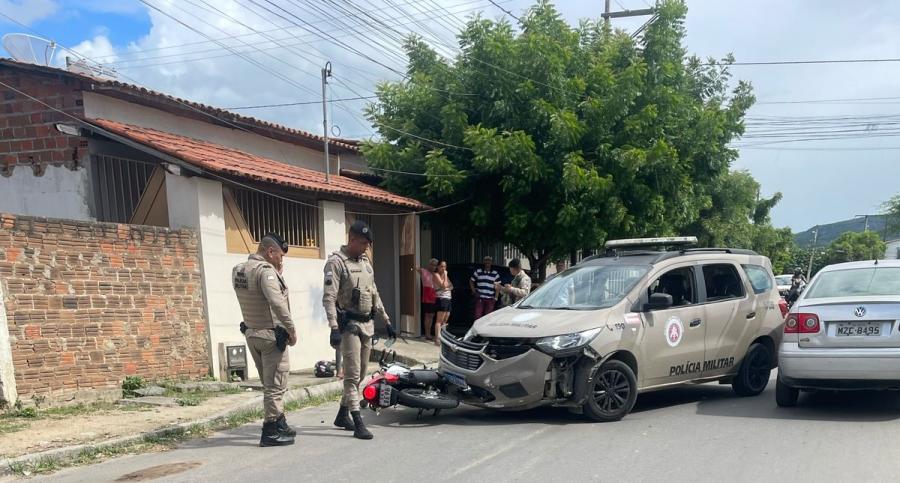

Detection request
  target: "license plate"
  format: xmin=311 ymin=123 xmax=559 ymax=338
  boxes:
xmin=379 ymin=384 xmax=393 ymax=407
xmin=443 ymin=371 xmax=467 ymax=388
xmin=835 ymin=322 xmax=883 ymax=337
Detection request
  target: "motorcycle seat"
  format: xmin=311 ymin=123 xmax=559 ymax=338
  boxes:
xmin=408 ymin=369 xmax=440 ymax=384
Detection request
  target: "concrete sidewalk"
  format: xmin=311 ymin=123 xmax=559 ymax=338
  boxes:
xmin=0 ymin=339 xmax=438 ymax=477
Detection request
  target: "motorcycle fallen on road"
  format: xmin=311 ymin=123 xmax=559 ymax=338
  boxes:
xmin=361 ymin=350 xmax=459 ymax=417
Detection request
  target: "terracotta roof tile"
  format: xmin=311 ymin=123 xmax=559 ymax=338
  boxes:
xmin=90 ymin=118 xmax=426 ymax=210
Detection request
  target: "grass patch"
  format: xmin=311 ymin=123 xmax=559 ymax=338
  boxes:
xmin=0 ymin=420 xmax=28 ymax=435
xmin=6 ymin=392 xmax=341 ymax=477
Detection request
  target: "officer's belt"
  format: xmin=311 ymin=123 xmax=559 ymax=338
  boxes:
xmin=342 ymin=311 xmax=371 ymax=322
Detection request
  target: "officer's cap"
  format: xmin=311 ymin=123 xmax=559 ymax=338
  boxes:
xmin=262 ymin=232 xmax=289 ymax=253
xmin=349 ymin=220 xmax=373 ymax=243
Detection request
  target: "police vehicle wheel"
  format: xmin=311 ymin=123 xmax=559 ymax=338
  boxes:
xmin=732 ymin=343 xmax=772 ymax=397
xmin=397 ymin=388 xmax=459 ymax=410
xmin=583 ymin=360 xmax=637 ymax=422
xmin=775 ymin=377 xmax=799 ymax=407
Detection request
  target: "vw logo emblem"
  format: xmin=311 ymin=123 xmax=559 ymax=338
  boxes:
xmin=854 ymin=306 xmax=867 ymax=318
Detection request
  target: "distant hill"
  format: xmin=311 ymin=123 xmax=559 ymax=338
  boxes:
xmin=794 ymin=214 xmax=900 ymax=246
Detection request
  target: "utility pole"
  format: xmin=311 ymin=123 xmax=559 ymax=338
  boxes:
xmin=602 ymin=1 xmax=656 ymax=38
xmin=601 ymin=2 xmax=655 ymax=25
xmin=321 ymin=61 xmax=332 ymax=183
xmin=807 ymin=227 xmax=819 ymax=280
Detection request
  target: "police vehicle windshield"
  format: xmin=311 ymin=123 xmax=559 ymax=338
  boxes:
xmin=519 ymin=264 xmax=649 ymax=310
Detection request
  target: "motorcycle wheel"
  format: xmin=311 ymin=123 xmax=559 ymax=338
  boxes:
xmin=397 ymin=388 xmax=459 ymax=410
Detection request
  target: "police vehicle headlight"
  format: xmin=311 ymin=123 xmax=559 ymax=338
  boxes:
xmin=535 ymin=328 xmax=602 ymax=355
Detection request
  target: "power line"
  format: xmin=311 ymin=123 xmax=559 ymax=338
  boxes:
xmin=225 ymin=95 xmax=377 ymax=110
xmin=755 ymin=95 xmax=900 ymax=105
xmin=487 ymin=0 xmax=521 ymax=22
xmin=723 ymin=57 xmax=900 ymax=66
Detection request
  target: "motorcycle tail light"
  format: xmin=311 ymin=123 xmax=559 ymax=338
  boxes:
xmin=362 ymin=383 xmax=378 ymax=401
xmin=778 ymin=298 xmax=789 ymax=318
xmin=384 ymin=373 xmax=399 ymax=384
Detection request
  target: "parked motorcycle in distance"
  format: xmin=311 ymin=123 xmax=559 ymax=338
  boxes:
xmin=361 ymin=350 xmax=459 ymax=416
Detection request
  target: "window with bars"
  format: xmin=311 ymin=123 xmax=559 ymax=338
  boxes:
xmin=232 ymin=187 xmax=319 ymax=248
xmin=91 ymin=155 xmax=156 ymax=223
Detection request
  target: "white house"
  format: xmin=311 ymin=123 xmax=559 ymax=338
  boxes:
xmin=0 ymin=58 xmax=426 ymax=385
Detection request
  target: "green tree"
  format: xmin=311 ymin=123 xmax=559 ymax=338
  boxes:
xmin=822 ymin=231 xmax=887 ymax=265
xmin=684 ymin=170 xmax=793 ymax=271
xmin=883 ymin=194 xmax=900 ymax=235
xmin=362 ymin=0 xmax=755 ymax=280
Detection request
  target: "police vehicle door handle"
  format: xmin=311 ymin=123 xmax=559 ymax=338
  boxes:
xmin=690 ymin=319 xmax=701 ymax=327
xmin=746 ymin=312 xmax=757 ymax=319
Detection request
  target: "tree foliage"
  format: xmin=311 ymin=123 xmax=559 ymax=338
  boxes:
xmin=362 ymin=0 xmax=778 ymax=279
xmin=822 ymin=231 xmax=887 ymax=266
xmin=883 ymin=194 xmax=900 ymax=236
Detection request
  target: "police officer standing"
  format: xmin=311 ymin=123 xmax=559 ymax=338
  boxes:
xmin=323 ymin=220 xmax=396 ymax=440
xmin=232 ymin=233 xmax=298 ymax=447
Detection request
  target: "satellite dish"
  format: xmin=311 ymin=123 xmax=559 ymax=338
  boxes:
xmin=2 ymin=33 xmax=57 ymax=66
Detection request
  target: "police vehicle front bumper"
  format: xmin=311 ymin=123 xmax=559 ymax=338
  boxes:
xmin=437 ymin=330 xmax=551 ymax=409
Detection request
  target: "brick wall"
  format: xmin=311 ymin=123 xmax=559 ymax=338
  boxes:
xmin=0 ymin=65 xmax=90 ymax=177
xmin=0 ymin=213 xmax=210 ymax=404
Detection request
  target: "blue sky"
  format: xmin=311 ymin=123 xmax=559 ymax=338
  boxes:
xmin=3 ymin=0 xmax=900 ymax=233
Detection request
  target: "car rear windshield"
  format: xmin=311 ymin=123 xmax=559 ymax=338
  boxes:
xmin=805 ymin=267 xmax=900 ymax=298
xmin=519 ymin=264 xmax=649 ymax=310
xmin=775 ymin=275 xmax=792 ymax=286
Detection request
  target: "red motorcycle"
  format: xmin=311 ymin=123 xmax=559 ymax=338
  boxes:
xmin=361 ymin=351 xmax=458 ymax=416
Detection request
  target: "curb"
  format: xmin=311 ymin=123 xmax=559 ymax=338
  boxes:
xmin=0 ymin=381 xmax=345 ymax=477
xmin=370 ymin=347 xmax=438 ymax=368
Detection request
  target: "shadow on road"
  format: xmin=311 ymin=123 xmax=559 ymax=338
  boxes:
xmin=696 ymin=386 xmax=900 ymax=423
xmin=362 ymin=381 xmax=900 ymax=428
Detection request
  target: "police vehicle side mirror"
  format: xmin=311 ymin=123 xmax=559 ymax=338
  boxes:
xmin=645 ymin=293 xmax=673 ymax=311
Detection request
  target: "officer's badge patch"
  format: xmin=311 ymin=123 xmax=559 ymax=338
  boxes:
xmin=365 ymin=264 xmax=372 ymax=274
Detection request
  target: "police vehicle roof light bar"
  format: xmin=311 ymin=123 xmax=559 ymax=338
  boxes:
xmin=604 ymin=236 xmax=698 ymax=250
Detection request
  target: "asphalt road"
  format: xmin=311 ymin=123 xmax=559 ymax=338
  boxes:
xmin=33 ymin=374 xmax=900 ymax=482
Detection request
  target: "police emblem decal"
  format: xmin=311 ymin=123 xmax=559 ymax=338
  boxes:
xmin=665 ymin=316 xmax=684 ymax=347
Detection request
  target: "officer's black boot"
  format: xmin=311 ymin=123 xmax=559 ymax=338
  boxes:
xmin=260 ymin=420 xmax=295 ymax=447
xmin=351 ymin=411 xmax=373 ymax=440
xmin=275 ymin=413 xmax=296 ymax=437
xmin=333 ymin=405 xmax=354 ymax=431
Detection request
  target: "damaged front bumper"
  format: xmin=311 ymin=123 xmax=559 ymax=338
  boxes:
xmin=437 ymin=330 xmax=554 ymax=409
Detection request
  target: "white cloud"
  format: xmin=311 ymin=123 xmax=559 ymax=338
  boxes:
xmin=70 ymin=34 xmax=117 ymax=63
xmin=0 ymin=0 xmax=59 ymax=25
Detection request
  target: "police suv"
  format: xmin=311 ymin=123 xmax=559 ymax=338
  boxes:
xmin=439 ymin=237 xmax=786 ymax=421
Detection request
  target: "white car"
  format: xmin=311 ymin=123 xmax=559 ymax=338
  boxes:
xmin=776 ymin=259 xmax=900 ymax=407
xmin=775 ymin=274 xmax=793 ymax=298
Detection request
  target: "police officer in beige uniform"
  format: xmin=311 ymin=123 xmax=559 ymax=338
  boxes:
xmin=323 ymin=221 xmax=396 ymax=440
xmin=232 ymin=233 xmax=298 ymax=447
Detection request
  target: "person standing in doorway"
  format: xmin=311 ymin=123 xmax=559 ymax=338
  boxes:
xmin=418 ymin=258 xmax=438 ymax=340
xmin=323 ymin=220 xmax=396 ymax=440
xmin=469 ymin=256 xmax=499 ymax=319
xmin=232 ymin=233 xmax=297 ymax=447
xmin=433 ymin=260 xmax=453 ymax=345
xmin=498 ymin=258 xmax=532 ymax=307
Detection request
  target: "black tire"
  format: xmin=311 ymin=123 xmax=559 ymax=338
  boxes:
xmin=775 ymin=377 xmax=799 ymax=407
xmin=397 ymin=388 xmax=459 ymax=410
xmin=582 ymin=360 xmax=638 ymax=422
xmin=732 ymin=343 xmax=772 ymax=397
